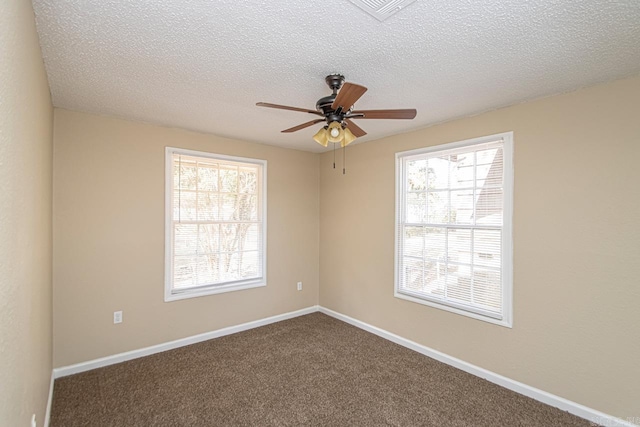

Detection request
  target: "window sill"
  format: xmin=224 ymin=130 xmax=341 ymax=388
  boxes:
xmin=165 ymin=280 xmax=266 ymax=302
xmin=394 ymin=290 xmax=512 ymax=328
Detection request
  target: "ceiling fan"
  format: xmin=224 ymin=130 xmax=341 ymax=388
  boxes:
xmin=256 ymin=74 xmax=417 ymax=149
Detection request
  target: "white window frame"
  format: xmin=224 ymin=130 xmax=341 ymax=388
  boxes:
xmin=394 ymin=132 xmax=513 ymax=327
xmin=164 ymin=147 xmax=267 ymax=302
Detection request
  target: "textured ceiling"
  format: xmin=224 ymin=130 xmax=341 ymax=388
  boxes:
xmin=33 ymin=0 xmax=640 ymax=153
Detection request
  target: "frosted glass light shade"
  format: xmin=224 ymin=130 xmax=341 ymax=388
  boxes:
xmin=313 ymin=127 xmax=329 ymax=147
xmin=341 ymin=127 xmax=356 ymax=147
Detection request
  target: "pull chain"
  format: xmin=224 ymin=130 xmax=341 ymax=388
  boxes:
xmin=343 ymin=144 xmax=346 ymax=175
xmin=333 ymin=143 xmax=336 ymax=169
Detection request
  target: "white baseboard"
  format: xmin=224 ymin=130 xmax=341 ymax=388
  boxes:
xmin=53 ymin=305 xmax=319 ymax=379
xmin=44 ymin=370 xmax=54 ymax=427
xmin=319 ymin=306 xmax=636 ymax=427
xmin=49 ymin=304 xmax=634 ymax=427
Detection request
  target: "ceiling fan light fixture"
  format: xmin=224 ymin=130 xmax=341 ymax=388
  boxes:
xmin=341 ymin=127 xmax=356 ymax=147
xmin=315 ymin=122 xmax=357 ymax=148
xmin=313 ymin=127 xmax=329 ymax=147
xmin=327 ymin=122 xmax=344 ymax=144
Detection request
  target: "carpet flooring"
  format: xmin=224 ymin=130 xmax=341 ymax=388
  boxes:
xmin=51 ymin=313 xmax=595 ymax=426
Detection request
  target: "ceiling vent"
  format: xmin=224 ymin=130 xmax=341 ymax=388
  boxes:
xmin=348 ymin=0 xmax=418 ymax=21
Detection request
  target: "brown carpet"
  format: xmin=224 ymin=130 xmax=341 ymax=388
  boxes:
xmin=51 ymin=313 xmax=594 ymax=426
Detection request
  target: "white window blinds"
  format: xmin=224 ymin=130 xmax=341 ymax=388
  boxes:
xmin=165 ymin=148 xmax=266 ymax=301
xmin=396 ymin=133 xmax=513 ymax=325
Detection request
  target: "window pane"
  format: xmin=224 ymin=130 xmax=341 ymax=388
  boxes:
xmin=241 ymin=224 xmax=260 ymax=251
xmin=451 ymin=152 xmax=474 ymax=189
xmin=174 ymin=224 xmax=197 ymax=256
xmin=174 ymin=190 xmax=197 ymax=221
xmin=474 ymin=229 xmax=501 ymax=268
xmin=219 ymin=194 xmax=238 ymax=221
xmin=219 ymin=252 xmax=240 ymax=281
xmin=406 ymin=159 xmax=427 ymax=191
xmin=446 ymin=266 xmax=472 ymax=305
xmin=475 ymin=148 xmax=497 ymax=185
xmin=197 ymin=192 xmax=218 ymax=221
xmin=473 ymin=268 xmax=502 ymax=313
xmin=402 ymin=258 xmax=423 ymax=292
xmin=237 ymin=194 xmax=257 ymax=221
xmin=239 ymin=168 xmax=257 ymax=194
xmin=236 ymin=224 xmax=252 ymax=252
xmin=179 ymin=163 xmax=197 ymax=190
xmin=197 ymin=165 xmax=218 ymax=191
xmin=427 ymin=156 xmax=449 ymax=189
xmin=406 ymin=192 xmax=426 ymax=223
xmin=447 ymin=228 xmax=471 ymax=265
xmin=403 ymin=226 xmax=424 ymax=258
xmin=427 ymin=191 xmax=449 ymax=223
xmin=240 ymin=251 xmax=259 ymax=278
xmin=475 ymin=188 xmax=502 ymax=225
xmin=476 ymin=148 xmax=502 ymax=188
xmin=450 ymin=189 xmax=474 ymax=224
xmin=424 ymin=227 xmax=446 ymax=261
xmin=423 ymin=260 xmax=447 ymax=298
xmin=220 ymin=166 xmax=238 ymax=193
xmin=197 ymin=255 xmax=219 ymax=285
xmin=198 ymin=224 xmax=219 ymax=255
xmin=220 ymin=224 xmax=240 ymax=253
xmin=174 ymin=256 xmax=197 ymax=289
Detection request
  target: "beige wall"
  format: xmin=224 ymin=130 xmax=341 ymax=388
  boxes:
xmin=0 ymin=1 xmax=54 ymax=426
xmin=50 ymin=73 xmax=639 ymax=418
xmin=53 ymin=109 xmax=319 ymax=367
xmin=320 ymin=75 xmax=640 ymax=418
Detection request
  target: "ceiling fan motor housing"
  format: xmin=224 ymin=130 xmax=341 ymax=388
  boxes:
xmin=316 ymin=94 xmax=336 ymax=113
xmin=325 ymin=74 xmax=345 ymax=93
xmin=316 ymin=94 xmax=346 ymax=126
xmin=317 ymin=74 xmax=349 ymax=124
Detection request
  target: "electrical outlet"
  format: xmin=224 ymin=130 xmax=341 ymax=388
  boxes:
xmin=297 ymin=281 xmax=302 ymax=291
xmin=113 ymin=311 xmax=123 ymax=324
xmin=31 ymin=414 xmax=36 ymax=427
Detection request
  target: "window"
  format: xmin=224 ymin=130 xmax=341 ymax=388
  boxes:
xmin=395 ymin=132 xmax=513 ymax=326
xmin=165 ymin=147 xmax=266 ymax=301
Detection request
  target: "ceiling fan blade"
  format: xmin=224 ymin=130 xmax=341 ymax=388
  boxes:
xmin=281 ymin=119 xmax=325 ymax=133
xmin=331 ymin=83 xmax=368 ymax=111
xmin=350 ymin=109 xmax=417 ymax=119
xmin=344 ymin=119 xmax=367 ymax=137
xmin=256 ymin=102 xmax=323 ymax=116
